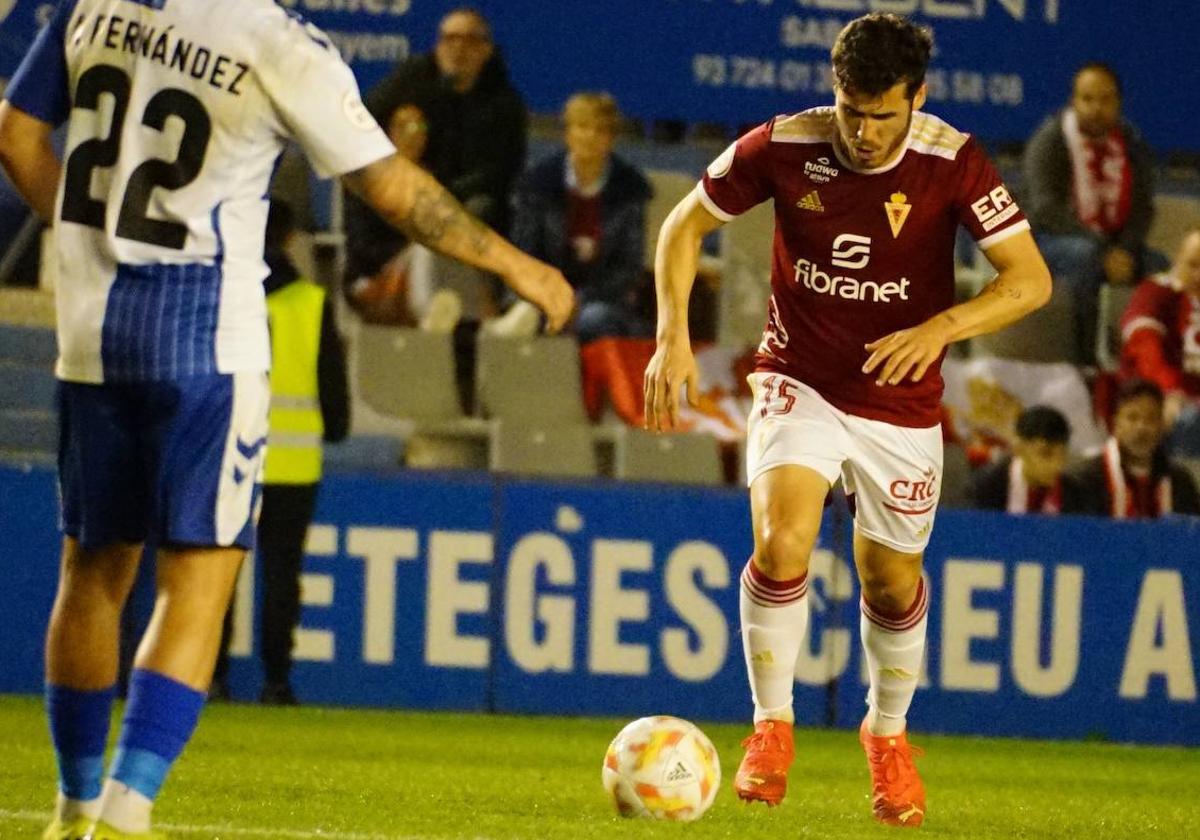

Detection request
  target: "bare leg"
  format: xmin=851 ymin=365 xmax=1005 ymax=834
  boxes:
xmin=742 ymin=465 xmax=829 ymax=719
xmin=853 ymin=531 xmax=927 ymax=736
xmin=854 ymin=532 xmax=929 ymax=827
xmin=45 ymin=538 xmax=143 ymax=690
xmin=97 ymin=545 xmax=245 ymax=833
xmin=734 ymin=465 xmax=829 ymax=805
xmin=134 ymin=545 xmax=246 ymax=690
xmin=44 ymin=537 xmax=143 ymax=824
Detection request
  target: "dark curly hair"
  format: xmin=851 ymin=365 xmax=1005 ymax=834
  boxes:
xmin=1114 ymin=378 xmax=1164 ymax=412
xmin=831 ymin=13 xmax=933 ymax=99
xmin=1016 ymin=406 xmax=1071 ymax=445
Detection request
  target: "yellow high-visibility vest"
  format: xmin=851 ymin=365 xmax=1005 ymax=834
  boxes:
xmin=264 ymin=279 xmax=326 ymax=484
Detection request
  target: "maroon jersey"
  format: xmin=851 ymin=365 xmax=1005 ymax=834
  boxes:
xmin=1120 ymin=273 xmax=1200 ymax=397
xmin=700 ymin=108 xmax=1029 ymax=426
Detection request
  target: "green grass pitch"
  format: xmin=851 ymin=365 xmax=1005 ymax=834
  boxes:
xmin=1 ymin=694 xmax=1197 ymax=839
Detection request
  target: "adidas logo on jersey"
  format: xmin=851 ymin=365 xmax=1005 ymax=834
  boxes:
xmin=665 ymin=761 xmax=694 ymax=783
xmin=797 ymin=190 xmax=824 ymax=212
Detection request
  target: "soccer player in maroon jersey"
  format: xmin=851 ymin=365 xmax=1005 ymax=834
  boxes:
xmin=644 ymin=14 xmax=1051 ymax=828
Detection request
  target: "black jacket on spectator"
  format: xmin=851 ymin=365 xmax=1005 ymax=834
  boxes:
xmin=970 ymin=456 xmax=1088 ymax=514
xmin=1069 ymin=450 xmax=1200 ymax=517
xmin=366 ymin=52 xmax=527 ymax=233
xmin=343 ymin=191 xmax=407 ymax=285
xmin=1021 ymin=112 xmax=1157 ymax=254
xmin=510 ymin=150 xmax=652 ymax=306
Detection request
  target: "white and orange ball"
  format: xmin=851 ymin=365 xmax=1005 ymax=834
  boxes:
xmin=601 ymin=715 xmax=720 ymax=821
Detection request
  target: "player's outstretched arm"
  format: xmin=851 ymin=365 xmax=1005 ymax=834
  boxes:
xmin=0 ymin=102 xmax=61 ymax=223
xmin=342 ymin=154 xmax=574 ymax=333
xmin=863 ymin=230 xmax=1051 ymax=386
xmin=644 ymin=189 xmax=725 ymax=432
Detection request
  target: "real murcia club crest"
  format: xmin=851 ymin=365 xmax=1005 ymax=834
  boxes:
xmin=885 ymin=192 xmax=911 ymax=238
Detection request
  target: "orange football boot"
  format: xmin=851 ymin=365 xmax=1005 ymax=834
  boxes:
xmin=733 ymin=719 xmax=795 ymax=806
xmin=859 ymin=718 xmax=926 ymax=828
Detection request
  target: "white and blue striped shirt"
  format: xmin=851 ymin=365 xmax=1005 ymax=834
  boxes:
xmin=5 ymin=0 xmax=394 ymax=382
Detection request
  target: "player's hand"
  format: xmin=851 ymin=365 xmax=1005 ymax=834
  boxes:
xmin=505 ymin=259 xmax=575 ymax=334
xmin=1164 ymin=390 xmax=1188 ymax=428
xmin=862 ymin=316 xmax=953 ymax=386
xmin=643 ymin=335 xmax=700 ymax=432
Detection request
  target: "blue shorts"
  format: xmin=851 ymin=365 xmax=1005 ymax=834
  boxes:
xmin=58 ymin=372 xmax=269 ymax=551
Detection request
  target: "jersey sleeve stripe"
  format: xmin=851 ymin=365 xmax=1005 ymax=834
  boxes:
xmin=3 ymin=0 xmax=76 ymax=126
xmin=976 ymin=218 xmax=1031 ymax=251
xmin=770 ymin=109 xmax=834 ymax=144
xmin=908 ymin=113 xmax=970 ymax=160
xmin=1122 ymin=316 xmax=1167 ymax=340
xmin=695 ymin=182 xmax=736 ymax=222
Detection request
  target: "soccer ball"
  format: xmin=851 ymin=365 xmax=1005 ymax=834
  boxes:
xmin=601 ymin=715 xmax=720 ymax=821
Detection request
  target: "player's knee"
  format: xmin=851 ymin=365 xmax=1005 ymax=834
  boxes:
xmin=60 ymin=543 xmax=139 ymax=609
xmin=859 ymin=568 xmax=922 ymax=614
xmin=754 ymin=522 xmax=818 ymax=580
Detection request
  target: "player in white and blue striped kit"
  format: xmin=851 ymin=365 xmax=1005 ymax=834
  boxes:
xmin=0 ymin=2 xmax=573 ymax=838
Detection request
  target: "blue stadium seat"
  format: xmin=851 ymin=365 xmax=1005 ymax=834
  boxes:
xmin=323 ymin=434 xmax=404 ymax=474
xmin=0 ymin=363 xmax=57 ymax=412
xmin=0 ymin=410 xmax=57 ymax=454
xmin=0 ymin=324 xmax=56 ymax=366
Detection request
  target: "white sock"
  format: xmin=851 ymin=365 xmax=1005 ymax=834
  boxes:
xmin=56 ymin=792 xmax=101 ymax=822
xmin=740 ymin=561 xmax=810 ymax=724
xmin=861 ymin=579 xmax=929 ymax=737
xmin=97 ymin=779 xmax=154 ymax=834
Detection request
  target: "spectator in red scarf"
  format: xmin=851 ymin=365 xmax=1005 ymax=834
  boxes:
xmin=1023 ymin=62 xmax=1167 ymax=363
xmin=1120 ymin=228 xmax=1200 ymax=455
xmin=1071 ymin=379 xmax=1199 ymax=518
xmin=969 ymin=406 xmax=1085 ymax=515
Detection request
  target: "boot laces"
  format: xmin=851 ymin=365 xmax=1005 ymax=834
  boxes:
xmin=741 ymin=725 xmax=789 ymax=755
xmin=869 ymin=738 xmax=924 ymax=791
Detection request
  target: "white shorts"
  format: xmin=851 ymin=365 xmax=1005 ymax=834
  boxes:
xmin=745 ymin=373 xmax=943 ymax=553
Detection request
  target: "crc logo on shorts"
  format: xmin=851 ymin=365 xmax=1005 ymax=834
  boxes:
xmin=831 ymin=233 xmax=871 ymax=269
xmin=885 ymin=467 xmax=939 ymax=515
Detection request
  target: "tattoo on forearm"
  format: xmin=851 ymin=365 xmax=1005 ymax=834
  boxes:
xmin=983 ymin=277 xmax=1024 ymax=301
xmin=403 ymin=186 xmax=491 ymax=256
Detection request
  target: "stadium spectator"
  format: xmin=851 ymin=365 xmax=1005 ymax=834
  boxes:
xmin=343 ymin=103 xmax=429 ymax=326
xmin=1071 ymin=379 xmax=1200 ymax=518
xmin=368 ymin=8 xmax=526 ymax=235
xmin=645 ymin=11 xmax=1050 ymax=827
xmin=1022 ymin=62 xmax=1166 ymax=363
xmin=0 ymin=2 xmax=571 ymax=837
xmin=363 ymin=7 xmax=526 ymax=327
xmin=508 ymin=92 xmax=653 ymax=343
xmin=1120 ymin=227 xmax=1200 ymax=455
xmin=969 ymin=406 xmax=1084 ymax=514
xmin=214 ymin=201 xmax=350 ymax=706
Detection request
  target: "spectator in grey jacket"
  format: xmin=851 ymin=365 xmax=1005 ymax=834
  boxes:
xmin=1022 ymin=62 xmax=1167 ymax=363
